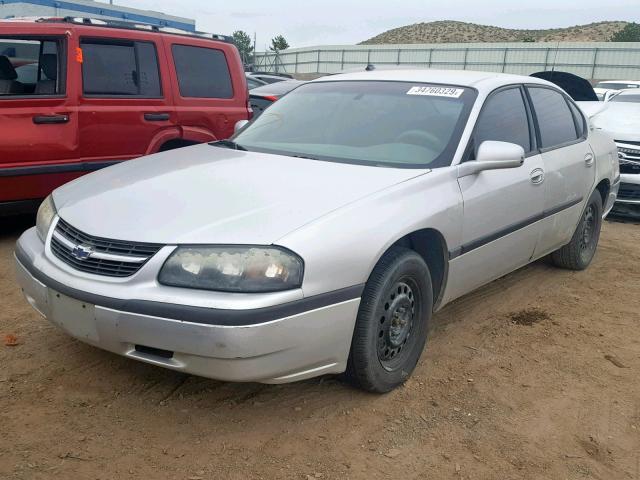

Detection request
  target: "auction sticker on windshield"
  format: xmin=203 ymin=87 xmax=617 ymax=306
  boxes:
xmin=407 ymin=86 xmax=465 ymax=98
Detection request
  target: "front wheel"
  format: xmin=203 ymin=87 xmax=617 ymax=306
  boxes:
xmin=345 ymin=247 xmax=433 ymax=393
xmin=551 ymin=190 xmax=603 ymax=270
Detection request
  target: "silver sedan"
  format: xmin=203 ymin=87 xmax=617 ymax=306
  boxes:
xmin=16 ymin=69 xmax=619 ymax=392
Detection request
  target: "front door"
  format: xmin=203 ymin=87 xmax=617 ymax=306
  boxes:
xmin=444 ymin=86 xmax=546 ymax=303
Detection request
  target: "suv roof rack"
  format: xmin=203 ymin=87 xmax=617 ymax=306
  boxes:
xmin=34 ymin=16 xmax=232 ymax=43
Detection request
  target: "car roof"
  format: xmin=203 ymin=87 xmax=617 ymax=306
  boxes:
xmin=311 ymin=68 xmax=554 ymax=92
xmin=598 ymin=80 xmax=640 ymax=85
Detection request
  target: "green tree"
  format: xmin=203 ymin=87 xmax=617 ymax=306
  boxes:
xmin=269 ymin=35 xmax=290 ymax=52
xmin=611 ymin=23 xmax=640 ymax=42
xmin=232 ymin=30 xmax=254 ymax=64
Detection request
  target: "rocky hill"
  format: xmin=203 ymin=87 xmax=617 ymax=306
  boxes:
xmin=361 ymin=20 xmax=629 ymax=44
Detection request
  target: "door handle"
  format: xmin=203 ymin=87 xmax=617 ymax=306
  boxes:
xmin=530 ymin=168 xmax=545 ymax=185
xmin=584 ymin=153 xmax=595 ymax=167
xmin=144 ymin=113 xmax=170 ymax=122
xmin=33 ymin=114 xmax=69 ymax=124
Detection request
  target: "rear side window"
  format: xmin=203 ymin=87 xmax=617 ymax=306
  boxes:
xmin=81 ymin=39 xmax=161 ymax=97
xmin=474 ymin=87 xmax=531 ymax=154
xmin=567 ymin=101 xmax=586 ymax=138
xmin=172 ymin=45 xmax=233 ymax=99
xmin=528 ymin=87 xmax=579 ymax=148
xmin=0 ymin=37 xmax=64 ymax=96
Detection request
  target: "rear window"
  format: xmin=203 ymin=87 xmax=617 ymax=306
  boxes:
xmin=528 ymin=87 xmax=580 ymax=149
xmin=171 ymin=44 xmax=233 ymax=99
xmin=81 ymin=39 xmax=161 ymax=97
xmin=0 ymin=37 xmax=64 ymax=96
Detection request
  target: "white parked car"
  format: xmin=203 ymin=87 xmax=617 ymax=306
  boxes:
xmin=592 ymin=89 xmax=640 ymax=217
xmin=16 ymin=70 xmax=619 ymax=392
xmin=593 ymin=80 xmax=640 ymax=101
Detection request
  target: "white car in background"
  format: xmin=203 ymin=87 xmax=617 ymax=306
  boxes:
xmin=592 ymin=89 xmax=640 ymax=217
xmin=593 ymin=80 xmax=640 ymax=101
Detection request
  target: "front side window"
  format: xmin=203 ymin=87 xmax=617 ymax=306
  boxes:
xmin=232 ymin=81 xmax=477 ymax=168
xmin=81 ymin=39 xmax=161 ymax=97
xmin=0 ymin=37 xmax=63 ymax=96
xmin=172 ymin=44 xmax=233 ymax=99
xmin=528 ymin=87 xmax=580 ymax=149
xmin=474 ymin=87 xmax=531 ymax=155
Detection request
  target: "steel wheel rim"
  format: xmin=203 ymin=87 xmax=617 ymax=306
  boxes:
xmin=580 ymin=204 xmax=596 ymax=254
xmin=376 ymin=278 xmax=420 ymax=371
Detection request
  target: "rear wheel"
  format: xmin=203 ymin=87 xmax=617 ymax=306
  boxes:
xmin=346 ymin=247 xmax=432 ymax=393
xmin=551 ymin=190 xmax=603 ymax=270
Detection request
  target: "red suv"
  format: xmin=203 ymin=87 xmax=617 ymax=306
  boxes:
xmin=0 ymin=18 xmax=251 ymax=215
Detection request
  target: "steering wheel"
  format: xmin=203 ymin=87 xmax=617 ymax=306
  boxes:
xmin=394 ymin=130 xmax=442 ymax=151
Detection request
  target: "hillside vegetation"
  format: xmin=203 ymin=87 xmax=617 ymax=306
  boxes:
xmin=361 ymin=20 xmax=629 ymax=44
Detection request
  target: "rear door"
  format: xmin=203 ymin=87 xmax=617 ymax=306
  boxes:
xmin=76 ymin=34 xmax=177 ymax=164
xmin=446 ymin=86 xmax=545 ymax=302
xmin=0 ymin=32 xmax=78 ymax=203
xmin=166 ymin=39 xmax=249 ymax=142
xmin=526 ymin=86 xmax=596 ymax=257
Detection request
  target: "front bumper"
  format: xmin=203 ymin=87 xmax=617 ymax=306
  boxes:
xmin=15 ymin=227 xmax=360 ymax=384
xmin=612 ymin=173 xmax=640 ymax=218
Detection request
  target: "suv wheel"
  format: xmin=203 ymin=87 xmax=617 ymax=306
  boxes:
xmin=551 ymin=190 xmax=603 ymax=270
xmin=346 ymin=247 xmax=432 ymax=393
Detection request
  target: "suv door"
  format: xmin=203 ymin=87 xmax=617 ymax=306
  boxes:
xmin=526 ymin=86 xmax=596 ymax=257
xmin=446 ymin=86 xmax=545 ymax=302
xmin=77 ymin=36 xmax=177 ymax=165
xmin=0 ymin=33 xmax=77 ymax=207
xmin=167 ymin=40 xmax=248 ymax=142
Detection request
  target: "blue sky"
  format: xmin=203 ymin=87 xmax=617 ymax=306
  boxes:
xmin=119 ymin=0 xmax=640 ymax=49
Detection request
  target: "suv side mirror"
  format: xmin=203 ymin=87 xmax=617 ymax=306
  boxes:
xmin=457 ymin=141 xmax=525 ymax=178
xmin=234 ymin=120 xmax=249 ymax=133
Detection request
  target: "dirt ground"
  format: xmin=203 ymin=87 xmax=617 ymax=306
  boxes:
xmin=1 ymin=215 xmax=639 ymax=480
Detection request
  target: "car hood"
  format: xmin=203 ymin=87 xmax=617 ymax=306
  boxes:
xmin=591 ymin=103 xmax=640 ymax=142
xmin=53 ymin=144 xmax=428 ymax=244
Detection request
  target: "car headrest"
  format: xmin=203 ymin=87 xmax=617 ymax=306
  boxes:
xmin=0 ymin=55 xmax=18 ymax=80
xmin=40 ymin=54 xmax=57 ymax=80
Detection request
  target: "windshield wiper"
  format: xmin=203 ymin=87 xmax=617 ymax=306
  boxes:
xmin=290 ymin=153 xmax=321 ymax=160
xmin=210 ymin=140 xmax=248 ymax=151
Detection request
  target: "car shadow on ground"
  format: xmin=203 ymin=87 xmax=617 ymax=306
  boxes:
xmin=0 ymin=214 xmax=35 ymax=241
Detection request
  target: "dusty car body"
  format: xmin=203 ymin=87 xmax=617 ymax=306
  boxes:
xmin=16 ymin=69 xmax=619 ymax=392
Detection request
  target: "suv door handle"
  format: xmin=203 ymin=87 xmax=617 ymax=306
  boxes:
xmin=584 ymin=153 xmax=595 ymax=167
xmin=144 ymin=113 xmax=170 ymax=122
xmin=33 ymin=114 xmax=69 ymax=124
xmin=530 ymin=168 xmax=545 ymax=185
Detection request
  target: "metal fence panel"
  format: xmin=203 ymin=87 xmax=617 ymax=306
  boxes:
xmin=255 ymin=42 xmax=640 ymax=79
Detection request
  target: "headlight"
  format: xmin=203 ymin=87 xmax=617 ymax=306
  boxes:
xmin=158 ymin=246 xmax=304 ymax=293
xmin=36 ymin=195 xmax=56 ymax=242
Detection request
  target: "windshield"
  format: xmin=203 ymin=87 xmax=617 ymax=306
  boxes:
xmin=232 ymin=80 xmax=477 ymax=168
xmin=595 ymin=82 xmax=640 ymax=90
xmin=611 ymin=94 xmax=640 ymax=103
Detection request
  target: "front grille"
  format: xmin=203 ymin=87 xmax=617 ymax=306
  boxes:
xmin=615 ymin=142 xmax=640 ymax=175
xmin=618 ymin=183 xmax=640 ymax=201
xmin=51 ymin=218 xmax=163 ymax=277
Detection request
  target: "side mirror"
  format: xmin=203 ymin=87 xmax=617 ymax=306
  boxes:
xmin=234 ymin=120 xmax=249 ymax=133
xmin=457 ymin=141 xmax=525 ymax=178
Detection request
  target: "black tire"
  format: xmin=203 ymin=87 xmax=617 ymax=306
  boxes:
xmin=551 ymin=190 xmax=603 ymax=270
xmin=345 ymin=246 xmax=433 ymax=393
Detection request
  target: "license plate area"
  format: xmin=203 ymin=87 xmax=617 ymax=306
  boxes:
xmin=49 ymin=290 xmax=99 ymax=342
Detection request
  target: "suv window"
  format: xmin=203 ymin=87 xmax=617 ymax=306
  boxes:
xmin=0 ymin=37 xmax=63 ymax=96
xmin=528 ymin=87 xmax=579 ymax=148
xmin=172 ymin=44 xmax=233 ymax=98
xmin=474 ymin=87 xmax=531 ymax=155
xmin=81 ymin=39 xmax=161 ymax=97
